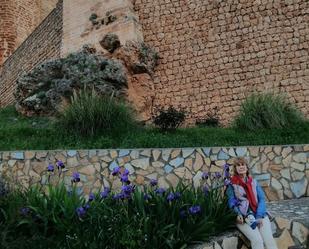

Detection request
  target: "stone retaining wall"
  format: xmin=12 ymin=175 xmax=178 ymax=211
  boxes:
xmin=0 ymin=145 xmax=308 ymax=201
xmin=190 ymin=216 xmax=308 ymax=249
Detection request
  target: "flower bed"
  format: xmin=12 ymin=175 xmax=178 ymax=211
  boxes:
xmin=0 ymin=161 xmax=235 ymax=249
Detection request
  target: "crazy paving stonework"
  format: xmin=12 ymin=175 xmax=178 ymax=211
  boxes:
xmin=0 ymin=145 xmax=308 ymax=201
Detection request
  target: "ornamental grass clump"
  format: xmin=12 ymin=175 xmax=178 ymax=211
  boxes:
xmin=58 ymin=89 xmax=136 ymax=137
xmin=0 ymin=162 xmax=235 ymax=249
xmin=233 ymin=92 xmax=306 ymax=130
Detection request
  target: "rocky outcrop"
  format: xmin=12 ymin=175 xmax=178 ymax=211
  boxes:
xmin=109 ymin=41 xmax=159 ymax=122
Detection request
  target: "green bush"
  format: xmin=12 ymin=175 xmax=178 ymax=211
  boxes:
xmin=57 ymin=89 xmax=136 ymax=136
xmin=15 ymin=50 xmax=127 ymax=116
xmin=153 ymin=106 xmax=186 ymax=132
xmin=233 ymin=93 xmax=305 ymax=130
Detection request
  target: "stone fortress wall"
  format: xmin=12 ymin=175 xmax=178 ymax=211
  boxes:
xmin=0 ymin=0 xmax=308 ymax=125
xmin=0 ymin=0 xmax=62 ymax=106
xmin=0 ymin=0 xmax=58 ymax=65
xmin=134 ymin=0 xmax=309 ymax=125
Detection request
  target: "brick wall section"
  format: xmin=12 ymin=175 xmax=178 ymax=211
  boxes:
xmin=14 ymin=0 xmax=42 ymax=48
xmin=0 ymin=1 xmax=62 ymax=107
xmin=0 ymin=0 xmax=17 ymax=65
xmin=40 ymin=0 xmax=59 ymax=19
xmin=0 ymin=0 xmax=58 ymax=67
xmin=134 ymin=0 xmax=309 ymax=125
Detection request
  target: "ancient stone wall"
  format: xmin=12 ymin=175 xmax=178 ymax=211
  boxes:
xmin=0 ymin=1 xmax=62 ymax=107
xmin=0 ymin=0 xmax=308 ymax=125
xmin=0 ymin=0 xmax=17 ymax=66
xmin=0 ymin=145 xmax=308 ymax=201
xmin=0 ymin=0 xmax=58 ymax=66
xmin=134 ymin=0 xmax=309 ymax=125
xmin=62 ymin=0 xmax=143 ymax=56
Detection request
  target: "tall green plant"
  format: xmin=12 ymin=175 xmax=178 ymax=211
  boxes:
xmin=0 ymin=162 xmax=235 ymax=249
xmin=233 ymin=93 xmax=305 ymax=130
xmin=58 ymin=89 xmax=136 ymax=136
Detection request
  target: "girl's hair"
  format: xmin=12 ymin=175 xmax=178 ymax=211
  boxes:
xmin=232 ymin=157 xmax=249 ymax=176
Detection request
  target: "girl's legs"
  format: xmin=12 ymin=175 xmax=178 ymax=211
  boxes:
xmin=259 ymin=216 xmax=278 ymax=249
xmin=237 ymin=223 xmax=264 ymax=249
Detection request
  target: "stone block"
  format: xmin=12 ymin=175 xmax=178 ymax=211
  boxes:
xmin=292 ymin=222 xmax=309 ymax=245
xmin=131 ymin=158 xmax=150 ymax=170
xmin=275 ymin=217 xmax=291 ymax=230
xmin=290 ymin=177 xmax=308 ymax=198
xmin=152 ymin=150 xmax=161 ymax=161
xmin=275 ymin=229 xmax=295 ymax=249
xmin=222 ymin=237 xmax=238 ymax=249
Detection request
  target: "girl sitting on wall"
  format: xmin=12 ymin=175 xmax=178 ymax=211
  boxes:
xmin=226 ymin=157 xmax=278 ymax=249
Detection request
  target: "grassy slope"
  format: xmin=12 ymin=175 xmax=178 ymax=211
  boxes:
xmin=0 ymin=106 xmax=308 ymax=150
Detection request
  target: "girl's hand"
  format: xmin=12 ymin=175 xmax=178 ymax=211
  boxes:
xmin=236 ymin=215 xmax=244 ymax=224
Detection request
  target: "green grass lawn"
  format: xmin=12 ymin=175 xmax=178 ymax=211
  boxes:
xmin=0 ymin=106 xmax=309 ymax=150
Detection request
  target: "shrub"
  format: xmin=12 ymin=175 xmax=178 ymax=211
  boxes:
xmin=89 ymin=13 xmax=98 ymax=25
xmin=57 ymin=89 xmax=136 ymax=136
xmin=100 ymin=33 xmax=121 ymax=53
xmin=233 ymin=93 xmax=305 ymax=130
xmin=137 ymin=42 xmax=160 ymax=73
xmin=153 ymin=106 xmax=186 ymax=132
xmin=15 ymin=50 xmax=127 ymax=116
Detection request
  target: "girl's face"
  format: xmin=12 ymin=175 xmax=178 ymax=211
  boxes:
xmin=235 ymin=162 xmax=248 ymax=177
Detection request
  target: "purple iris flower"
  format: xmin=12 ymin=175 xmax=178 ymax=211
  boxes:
xmin=20 ymin=207 xmax=30 ymax=216
xmin=72 ymin=172 xmax=80 ymax=183
xmin=100 ymin=187 xmax=110 ymax=198
xmin=144 ymin=194 xmax=151 ymax=201
xmin=113 ymin=192 xmax=125 ymax=200
xmin=76 ymin=207 xmax=86 ymax=217
xmin=123 ymin=169 xmax=130 ymax=175
xmin=150 ymin=179 xmax=158 ymax=187
xmin=155 ymin=188 xmax=166 ymax=195
xmin=120 ymin=174 xmax=130 ymax=184
xmin=224 ymin=170 xmax=230 ymax=178
xmin=174 ymin=192 xmax=181 ymax=200
xmin=203 ymin=185 xmax=209 ymax=195
xmin=224 ymin=178 xmax=231 ymax=186
xmin=56 ymin=160 xmax=65 ymax=169
xmin=224 ymin=164 xmax=230 ymax=178
xmin=202 ymin=172 xmax=209 ymax=180
xmin=84 ymin=203 xmax=90 ymax=210
xmin=214 ymin=172 xmax=221 ymax=178
xmin=223 ymin=163 xmax=230 ymax=172
xmin=89 ymin=193 xmax=95 ymax=202
xmin=112 ymin=166 xmax=120 ymax=176
xmin=189 ymin=205 xmax=201 ymax=215
xmin=121 ymin=185 xmax=135 ymax=195
xmin=167 ymin=193 xmax=175 ymax=202
xmin=47 ymin=164 xmax=54 ymax=172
